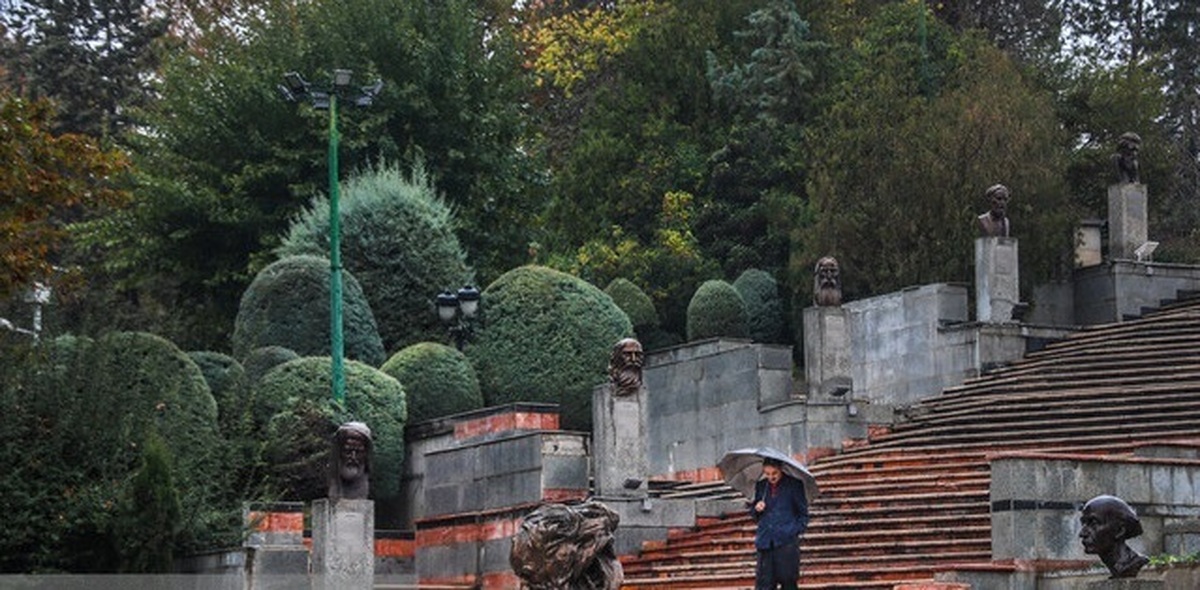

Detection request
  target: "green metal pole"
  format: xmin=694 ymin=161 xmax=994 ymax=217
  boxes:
xmin=328 ymin=93 xmax=346 ymax=405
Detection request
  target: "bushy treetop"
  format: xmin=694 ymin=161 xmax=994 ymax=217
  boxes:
xmin=687 ymin=279 xmax=749 ymax=341
xmin=253 ymin=357 xmax=407 ymax=499
xmin=466 ymin=265 xmax=632 ymax=430
xmin=381 ymin=342 xmax=483 ymax=424
xmin=277 ymin=162 xmax=474 ymax=353
xmin=232 ymin=255 xmax=384 ymax=366
xmin=733 ymin=268 xmax=785 ymax=343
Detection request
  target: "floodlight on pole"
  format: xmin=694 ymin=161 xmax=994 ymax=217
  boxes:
xmin=280 ymin=69 xmax=383 ymax=405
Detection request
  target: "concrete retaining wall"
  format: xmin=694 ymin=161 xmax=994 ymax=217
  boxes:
xmin=642 ymin=340 xmax=806 ymax=479
xmin=413 ymin=405 xmax=588 ymax=588
xmin=1074 ymin=261 xmax=1200 ymax=325
xmin=990 ymin=454 xmax=1200 ymax=562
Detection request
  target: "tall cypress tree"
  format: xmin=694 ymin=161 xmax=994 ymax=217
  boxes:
xmin=1 ymin=0 xmax=168 ymax=139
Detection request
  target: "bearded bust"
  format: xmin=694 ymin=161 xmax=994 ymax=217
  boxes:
xmin=977 ymin=184 xmax=1011 ymax=238
xmin=1114 ymin=131 xmax=1142 ymax=184
xmin=813 ymin=256 xmax=842 ymax=307
xmin=330 ymin=421 xmax=372 ymax=500
xmin=510 ymin=500 xmax=623 ymax=590
xmin=608 ymin=338 xmax=644 ymax=396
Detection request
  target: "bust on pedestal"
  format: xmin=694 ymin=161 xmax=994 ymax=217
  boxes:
xmin=593 ymin=339 xmax=648 ymax=498
xmin=975 ymin=185 xmax=1020 ymax=322
xmin=1108 ymin=132 xmax=1149 ymax=260
xmin=311 ymin=422 xmax=375 ymax=590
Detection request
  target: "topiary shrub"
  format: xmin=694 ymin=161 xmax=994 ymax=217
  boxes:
xmin=686 ymin=280 xmax=749 ymax=341
xmin=604 ymin=278 xmax=658 ymax=332
xmin=733 ymin=268 xmax=786 ymax=343
xmin=242 ymin=345 xmax=299 ymax=386
xmin=381 ymin=342 xmax=483 ymax=424
xmin=0 ymin=331 xmax=229 ymax=572
xmin=254 ymin=357 xmax=407 ymax=500
xmin=277 ymin=162 xmax=474 ymax=353
xmin=232 ymin=255 xmax=384 ymax=366
xmin=188 ymin=351 xmax=247 ymax=438
xmin=466 ymin=265 xmax=632 ymax=430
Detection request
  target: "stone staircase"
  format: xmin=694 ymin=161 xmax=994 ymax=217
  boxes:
xmin=620 ymin=297 xmax=1200 ymax=589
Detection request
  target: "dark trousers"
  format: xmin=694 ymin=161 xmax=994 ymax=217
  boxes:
xmin=755 ymin=539 xmax=800 ymax=590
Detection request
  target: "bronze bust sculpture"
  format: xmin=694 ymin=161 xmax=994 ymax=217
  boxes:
xmin=977 ymin=184 xmax=1011 ymax=237
xmin=1079 ymin=495 xmax=1150 ymax=578
xmin=813 ymin=256 xmax=843 ymax=307
xmin=608 ymin=338 xmax=644 ymax=396
xmin=510 ymin=500 xmax=623 ymax=590
xmin=1114 ymin=131 xmax=1142 ymax=184
xmin=330 ymin=421 xmax=372 ymax=500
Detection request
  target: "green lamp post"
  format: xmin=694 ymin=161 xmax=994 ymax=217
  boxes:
xmin=279 ymin=69 xmax=382 ymax=404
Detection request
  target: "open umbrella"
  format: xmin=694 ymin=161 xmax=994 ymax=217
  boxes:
xmin=718 ymin=447 xmax=819 ymax=502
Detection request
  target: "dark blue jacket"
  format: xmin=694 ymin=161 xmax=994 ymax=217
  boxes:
xmin=749 ymin=474 xmax=809 ymax=550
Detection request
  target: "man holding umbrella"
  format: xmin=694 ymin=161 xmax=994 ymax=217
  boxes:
xmin=749 ymin=457 xmax=809 ymax=589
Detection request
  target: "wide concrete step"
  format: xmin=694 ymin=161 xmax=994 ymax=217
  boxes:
xmin=631 ymin=523 xmax=990 ymax=560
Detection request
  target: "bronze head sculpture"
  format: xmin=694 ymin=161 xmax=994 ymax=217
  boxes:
xmin=977 ymin=184 xmax=1011 ymax=237
xmin=330 ymin=421 xmax=372 ymax=500
xmin=1114 ymin=132 xmax=1142 ymax=184
xmin=813 ymin=256 xmax=842 ymax=307
xmin=510 ymin=500 xmax=623 ymax=590
xmin=1079 ymin=495 xmax=1149 ymax=579
xmin=608 ymin=338 xmax=644 ymax=396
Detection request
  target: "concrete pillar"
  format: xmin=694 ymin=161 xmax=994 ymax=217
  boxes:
xmin=1108 ymin=183 xmax=1148 ymax=259
xmin=975 ymin=236 xmax=1019 ymax=322
xmin=311 ymin=499 xmax=374 ymax=590
xmin=592 ymin=382 xmax=648 ymax=497
xmin=803 ymin=306 xmax=851 ymax=401
xmin=1076 ymin=219 xmax=1104 ymax=268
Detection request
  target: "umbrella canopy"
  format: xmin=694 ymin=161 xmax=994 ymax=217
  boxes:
xmin=718 ymin=447 xmax=819 ymax=501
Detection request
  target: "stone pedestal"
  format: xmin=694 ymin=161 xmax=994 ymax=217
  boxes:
xmin=592 ymin=383 xmax=648 ymax=497
xmin=975 ymin=237 xmax=1019 ymax=322
xmin=1108 ymin=183 xmax=1148 ymax=259
xmin=1086 ymin=580 xmax=1163 ymax=590
xmin=1076 ymin=219 xmax=1105 ymax=267
xmin=803 ymin=306 xmax=851 ymax=400
xmin=311 ymin=498 xmax=374 ymax=590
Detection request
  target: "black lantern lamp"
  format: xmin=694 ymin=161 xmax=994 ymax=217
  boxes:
xmin=436 ymin=286 xmax=481 ymax=350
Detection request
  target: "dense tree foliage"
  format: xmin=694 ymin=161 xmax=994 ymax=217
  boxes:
xmin=733 ymin=268 xmax=786 ymax=343
xmin=71 ymin=0 xmax=533 ymax=348
xmin=0 ymin=333 xmax=236 ymax=572
xmin=796 ymin=3 xmax=1073 ymax=300
xmin=277 ymin=162 xmax=473 ymax=354
xmin=0 ymin=0 xmax=168 ymax=139
xmin=466 ymin=265 xmax=632 ymax=430
xmin=0 ymin=93 xmax=130 ymax=298
xmin=232 ymin=255 xmax=384 ymax=366
xmin=380 ymin=342 xmax=483 ymax=424
xmin=686 ymin=279 xmax=750 ymax=341
xmin=254 ymin=357 xmax=407 ymax=500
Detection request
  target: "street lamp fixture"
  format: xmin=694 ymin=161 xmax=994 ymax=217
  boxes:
xmin=436 ymin=286 xmax=481 ymax=351
xmin=280 ymin=69 xmax=383 ymax=405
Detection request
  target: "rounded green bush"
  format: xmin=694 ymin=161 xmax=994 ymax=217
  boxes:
xmin=686 ymin=280 xmax=749 ymax=341
xmin=242 ymin=345 xmax=299 ymax=386
xmin=604 ymin=278 xmax=658 ymax=330
xmin=381 ymin=342 xmax=483 ymax=424
xmin=188 ymin=351 xmax=247 ymax=437
xmin=0 ymin=332 xmax=227 ymax=571
xmin=254 ymin=357 xmax=407 ymax=499
xmin=733 ymin=268 xmax=785 ymax=343
xmin=232 ymin=255 xmax=384 ymax=366
xmin=466 ymin=265 xmax=632 ymax=430
xmin=277 ymin=162 xmax=474 ymax=353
